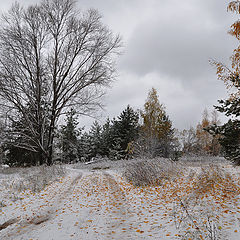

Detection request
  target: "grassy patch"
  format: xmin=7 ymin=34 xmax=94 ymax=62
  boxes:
xmin=122 ymin=158 xmax=183 ymax=187
xmin=1 ymin=165 xmax=66 ymax=195
xmin=172 ymin=164 xmax=240 ymax=240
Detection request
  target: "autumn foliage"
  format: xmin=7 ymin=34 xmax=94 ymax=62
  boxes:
xmin=135 ymin=88 xmax=175 ymax=158
xmin=211 ymin=1 xmax=240 ymax=98
xmin=196 ymin=109 xmax=221 ymax=156
xmin=141 ymin=88 xmax=172 ymax=140
xmin=209 ymin=1 xmax=240 ymax=164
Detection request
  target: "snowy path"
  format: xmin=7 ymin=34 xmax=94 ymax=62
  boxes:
xmin=2 ymin=165 xmax=240 ymax=239
xmin=0 ymin=169 xmax=174 ymax=240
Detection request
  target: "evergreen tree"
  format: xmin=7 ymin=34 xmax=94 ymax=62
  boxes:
xmin=77 ymin=132 xmax=92 ymax=162
xmin=109 ymin=138 xmax=125 ymax=160
xmin=88 ymin=121 xmax=103 ymax=158
xmin=4 ymin=117 xmax=40 ymax=166
xmin=208 ymin=102 xmax=240 ymax=164
xmin=101 ymin=118 xmax=113 ymax=157
xmin=4 ymin=102 xmax=50 ymax=166
xmin=64 ymin=105 xmax=140 ymax=161
xmin=82 ymin=106 xmax=140 ymax=160
xmin=112 ymin=105 xmax=140 ymax=159
xmin=60 ymin=109 xmax=80 ymax=163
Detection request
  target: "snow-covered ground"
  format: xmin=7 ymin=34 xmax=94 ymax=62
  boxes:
xmin=0 ymin=157 xmax=240 ymax=239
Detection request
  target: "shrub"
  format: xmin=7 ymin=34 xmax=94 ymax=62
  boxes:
xmin=2 ymin=164 xmax=66 ymax=194
xmin=122 ymin=158 xmax=182 ymax=186
xmin=172 ymin=165 xmax=238 ymax=240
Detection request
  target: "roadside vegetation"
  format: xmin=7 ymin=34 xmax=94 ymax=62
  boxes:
xmin=1 ymin=0 xmax=240 ymax=239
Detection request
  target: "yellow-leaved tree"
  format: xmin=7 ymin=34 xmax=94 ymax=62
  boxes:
xmin=139 ymin=88 xmax=174 ymax=158
xmin=208 ymin=1 xmax=240 ymax=164
xmin=196 ymin=109 xmax=221 ymax=156
xmin=212 ymin=1 xmax=240 ymax=97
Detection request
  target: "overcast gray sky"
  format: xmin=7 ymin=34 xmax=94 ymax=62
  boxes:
xmin=0 ymin=0 xmax=236 ymax=130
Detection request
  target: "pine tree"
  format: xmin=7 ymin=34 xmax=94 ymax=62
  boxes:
xmin=4 ymin=103 xmax=50 ymax=166
xmin=109 ymin=138 xmax=125 ymax=160
xmin=96 ymin=106 xmax=140 ymax=160
xmin=77 ymin=132 xmax=91 ymax=162
xmin=208 ymin=104 xmax=240 ymax=163
xmin=101 ymin=118 xmax=113 ymax=157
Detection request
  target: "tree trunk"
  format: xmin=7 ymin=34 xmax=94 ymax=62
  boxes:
xmin=46 ymin=107 xmax=57 ymax=165
xmin=47 ymin=125 xmax=55 ymax=166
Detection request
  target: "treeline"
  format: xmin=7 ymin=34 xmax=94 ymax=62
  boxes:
xmin=58 ymin=88 xmax=176 ymax=163
xmin=56 ymin=89 xmax=224 ymax=164
xmin=177 ymin=109 xmax=221 ymax=157
xmin=2 ymin=88 xmax=175 ymax=165
xmin=2 ymin=87 xmax=225 ymax=166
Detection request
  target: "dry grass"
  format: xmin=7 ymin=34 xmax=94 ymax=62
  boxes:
xmin=172 ymin=164 xmax=240 ymax=240
xmin=192 ymin=165 xmax=237 ymax=198
xmin=1 ymin=165 xmax=66 ymax=194
xmin=122 ymin=158 xmax=183 ymax=187
xmin=0 ymin=167 xmax=20 ymax=175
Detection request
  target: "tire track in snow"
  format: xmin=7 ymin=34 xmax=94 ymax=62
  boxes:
xmin=0 ymin=172 xmax=82 ymax=240
xmin=1 ymin=170 xmax=140 ymax=240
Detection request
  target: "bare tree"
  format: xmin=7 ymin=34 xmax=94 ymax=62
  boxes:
xmin=0 ymin=0 xmax=121 ymax=165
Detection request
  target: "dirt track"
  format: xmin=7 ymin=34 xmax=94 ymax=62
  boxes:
xmin=0 ymin=170 xmax=142 ymax=240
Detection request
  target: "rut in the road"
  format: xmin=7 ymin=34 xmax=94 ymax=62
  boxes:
xmin=1 ymin=171 xmax=139 ymax=240
xmin=0 ymin=173 xmax=82 ymax=238
xmin=76 ymin=171 xmax=138 ymax=239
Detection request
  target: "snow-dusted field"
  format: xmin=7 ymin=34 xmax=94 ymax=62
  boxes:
xmin=1 ymin=157 xmax=240 ymax=240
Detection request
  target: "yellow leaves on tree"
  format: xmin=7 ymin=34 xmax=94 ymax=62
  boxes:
xmin=141 ymin=88 xmax=172 ymax=140
xmin=227 ymin=1 xmax=240 ymax=14
xmin=196 ymin=109 xmax=221 ymax=155
xmin=211 ymin=1 xmax=240 ymax=98
xmin=196 ymin=109 xmax=212 ymax=154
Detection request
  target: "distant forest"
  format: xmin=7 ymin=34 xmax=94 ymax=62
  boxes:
xmin=0 ymin=0 xmax=240 ymax=166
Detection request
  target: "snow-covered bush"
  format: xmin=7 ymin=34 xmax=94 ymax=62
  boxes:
xmin=2 ymin=165 xmax=66 ymax=194
xmin=172 ymin=165 xmax=239 ymax=240
xmin=123 ymin=158 xmax=183 ymax=186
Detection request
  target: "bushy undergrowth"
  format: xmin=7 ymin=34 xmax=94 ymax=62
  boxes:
xmin=1 ymin=165 xmax=66 ymax=194
xmin=122 ymin=159 xmax=240 ymax=239
xmin=122 ymin=158 xmax=183 ymax=186
xmin=192 ymin=165 xmax=236 ymax=197
xmin=0 ymin=166 xmax=19 ymax=175
xmin=172 ymin=164 xmax=240 ymax=240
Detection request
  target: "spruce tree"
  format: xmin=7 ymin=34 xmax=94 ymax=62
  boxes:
xmin=60 ymin=109 xmax=80 ymax=163
xmin=101 ymin=118 xmax=113 ymax=157
xmin=4 ymin=103 xmax=50 ymax=166
xmin=100 ymin=106 xmax=140 ymax=160
xmin=77 ymin=132 xmax=91 ymax=162
xmin=113 ymin=105 xmax=140 ymax=156
xmin=208 ymin=101 xmax=240 ymax=164
xmin=88 ymin=121 xmax=103 ymax=158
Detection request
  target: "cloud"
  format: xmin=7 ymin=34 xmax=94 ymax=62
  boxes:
xmin=0 ymin=0 xmax=235 ymax=130
xmin=102 ymin=70 xmax=228 ymax=130
xmin=120 ymin=0 xmax=235 ymax=83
